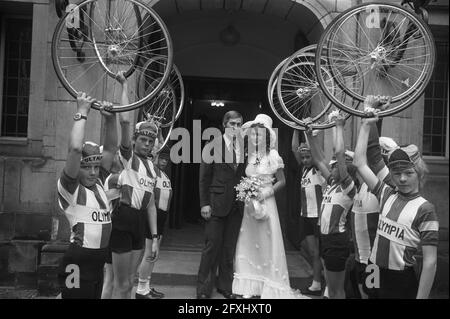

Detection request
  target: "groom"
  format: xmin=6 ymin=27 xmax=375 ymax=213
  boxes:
xmin=197 ymin=111 xmax=246 ymax=299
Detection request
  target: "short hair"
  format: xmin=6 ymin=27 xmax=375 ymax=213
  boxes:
xmin=414 ymin=156 xmax=429 ymax=189
xmin=222 ymin=110 xmax=243 ymax=128
xmin=389 ymin=144 xmax=428 ymax=189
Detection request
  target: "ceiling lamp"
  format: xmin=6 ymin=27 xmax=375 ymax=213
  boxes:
xmin=211 ymin=101 xmax=225 ymax=107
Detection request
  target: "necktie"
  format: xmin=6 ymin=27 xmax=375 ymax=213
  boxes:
xmin=232 ymin=137 xmax=238 ymax=170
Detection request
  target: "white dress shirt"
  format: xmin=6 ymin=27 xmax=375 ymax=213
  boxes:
xmin=223 ymin=133 xmax=241 ymax=164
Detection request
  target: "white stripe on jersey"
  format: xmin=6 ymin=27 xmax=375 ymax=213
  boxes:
xmin=352 ymin=183 xmax=380 ymax=263
xmin=342 ymin=179 xmax=355 ymax=196
xmin=395 ymin=196 xmax=427 ymax=228
xmin=388 ymin=239 xmax=407 ymax=270
xmin=301 ymin=167 xmax=325 ymax=218
xmin=57 ymin=179 xmax=111 ymax=249
xmin=155 ymin=171 xmax=172 ymax=211
xmin=82 ymin=223 xmax=107 ymax=248
xmin=352 ymin=183 xmax=379 ymax=214
xmin=320 ymin=183 xmax=354 ymax=234
xmin=353 ymin=213 xmax=370 ymax=262
xmin=419 ymin=221 xmax=439 ymax=232
xmin=118 ymin=149 xmax=157 ymax=210
xmin=370 ymin=183 xmax=432 ymax=270
xmin=119 ymin=168 xmax=156 ymax=193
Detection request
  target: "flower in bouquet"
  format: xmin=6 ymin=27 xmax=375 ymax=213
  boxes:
xmin=235 ymin=176 xmax=269 ymax=220
xmin=235 ymin=176 xmax=264 ymax=203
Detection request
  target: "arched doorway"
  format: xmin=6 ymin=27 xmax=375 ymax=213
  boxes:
xmin=150 ymin=0 xmax=334 ymax=249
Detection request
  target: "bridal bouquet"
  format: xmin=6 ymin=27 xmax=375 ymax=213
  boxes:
xmin=235 ymin=176 xmax=269 ymax=220
xmin=235 ymin=176 xmax=263 ymax=202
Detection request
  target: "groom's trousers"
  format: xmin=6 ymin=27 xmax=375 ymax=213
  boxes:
xmin=197 ymin=203 xmax=243 ymax=296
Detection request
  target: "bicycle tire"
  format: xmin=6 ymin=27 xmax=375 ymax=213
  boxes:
xmin=315 ymin=2 xmax=435 ymax=117
xmin=277 ymin=45 xmax=360 ymax=129
xmin=51 ymin=0 xmax=173 ymax=112
xmin=267 ymin=57 xmax=304 ymax=130
xmin=137 ymin=58 xmax=184 ymax=122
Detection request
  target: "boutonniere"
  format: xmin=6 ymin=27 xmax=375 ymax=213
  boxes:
xmin=253 ymin=156 xmax=261 ymax=167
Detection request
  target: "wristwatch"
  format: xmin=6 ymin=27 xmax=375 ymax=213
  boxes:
xmin=73 ymin=113 xmax=88 ymax=121
xmin=151 ymin=234 xmax=159 ymax=239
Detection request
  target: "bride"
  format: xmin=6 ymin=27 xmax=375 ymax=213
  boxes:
xmin=232 ymin=114 xmax=308 ymax=299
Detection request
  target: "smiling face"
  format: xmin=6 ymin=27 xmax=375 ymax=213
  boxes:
xmin=133 ymin=134 xmax=155 ymax=157
xmin=79 ymin=163 xmax=100 ymax=187
xmin=391 ymin=167 xmax=420 ymax=195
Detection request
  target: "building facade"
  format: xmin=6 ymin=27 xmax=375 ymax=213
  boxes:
xmin=0 ymin=0 xmax=448 ymax=282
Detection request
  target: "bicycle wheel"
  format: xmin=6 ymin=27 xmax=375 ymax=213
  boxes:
xmin=141 ymin=85 xmax=176 ymax=153
xmin=88 ymin=0 xmax=143 ymax=78
xmin=141 ymin=84 xmax=176 ymax=128
xmin=267 ymin=57 xmax=303 ymax=130
xmin=316 ymin=2 xmax=435 ymax=117
xmin=138 ymin=57 xmax=184 ymax=122
xmin=52 ymin=0 xmax=173 ymax=112
xmin=277 ymin=46 xmax=361 ymax=129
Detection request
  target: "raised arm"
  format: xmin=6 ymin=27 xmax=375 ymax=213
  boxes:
xmin=331 ymin=112 xmax=350 ymax=182
xmin=117 ymin=71 xmax=132 ymax=149
xmin=65 ymin=92 xmax=95 ymax=179
xmin=99 ymin=101 xmax=118 ymax=172
xmin=353 ymin=115 xmax=380 ymax=191
xmin=152 ymin=119 xmax=164 ymax=153
xmin=305 ymin=127 xmax=330 ymax=180
xmin=365 ymin=95 xmax=391 ymax=177
xmin=291 ymin=129 xmax=302 ymax=165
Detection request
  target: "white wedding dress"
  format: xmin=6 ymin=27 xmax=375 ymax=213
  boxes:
xmin=232 ymin=149 xmax=308 ymax=299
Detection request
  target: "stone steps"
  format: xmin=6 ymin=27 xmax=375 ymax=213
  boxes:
xmin=36 ymin=243 xmax=314 ymax=295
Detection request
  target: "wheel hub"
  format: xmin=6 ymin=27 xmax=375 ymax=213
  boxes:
xmin=370 ymin=46 xmax=388 ymax=69
xmin=108 ymin=44 xmax=121 ymax=57
xmin=296 ymin=82 xmax=318 ymax=99
xmin=161 ymin=88 xmax=171 ymax=96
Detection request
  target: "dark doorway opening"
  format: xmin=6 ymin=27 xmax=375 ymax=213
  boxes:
xmin=166 ymin=77 xmax=302 ymax=251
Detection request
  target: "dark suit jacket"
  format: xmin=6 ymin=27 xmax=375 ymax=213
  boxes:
xmin=199 ymin=135 xmax=246 ymax=217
